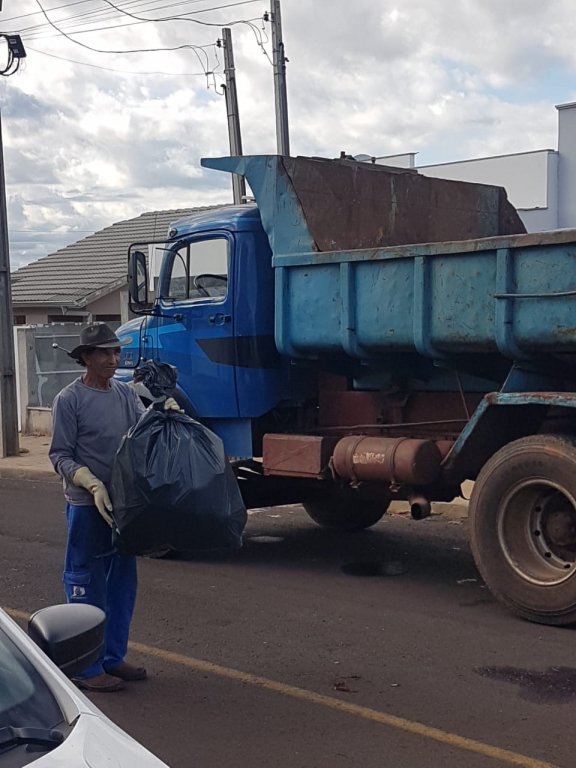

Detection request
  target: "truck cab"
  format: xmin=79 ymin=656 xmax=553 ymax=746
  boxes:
xmin=116 ymin=205 xmax=286 ymax=458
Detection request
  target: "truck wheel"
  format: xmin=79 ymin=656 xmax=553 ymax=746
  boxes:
xmin=469 ymin=434 xmax=576 ymax=626
xmin=303 ymin=493 xmax=388 ymax=531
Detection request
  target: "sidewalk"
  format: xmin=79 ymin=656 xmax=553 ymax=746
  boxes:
xmin=0 ymin=434 xmax=55 ymax=479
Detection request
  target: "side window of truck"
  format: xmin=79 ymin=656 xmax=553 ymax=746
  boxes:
xmin=166 ymin=237 xmax=229 ymax=301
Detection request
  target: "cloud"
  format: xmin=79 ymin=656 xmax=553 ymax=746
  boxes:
xmin=2 ymin=0 xmax=576 ymax=269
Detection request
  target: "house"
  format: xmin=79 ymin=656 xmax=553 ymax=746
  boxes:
xmin=10 ymin=206 xmax=223 ymax=326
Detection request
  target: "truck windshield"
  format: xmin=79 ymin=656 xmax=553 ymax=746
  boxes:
xmin=164 ymin=237 xmax=228 ymax=301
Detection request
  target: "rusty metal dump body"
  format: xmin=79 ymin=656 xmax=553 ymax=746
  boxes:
xmin=202 ymin=155 xmax=576 ymax=368
xmin=271 ymin=155 xmax=525 ymax=250
xmin=203 ymin=154 xmax=525 ymax=255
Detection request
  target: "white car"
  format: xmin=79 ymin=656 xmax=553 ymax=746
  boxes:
xmin=0 ymin=603 xmax=169 ymax=767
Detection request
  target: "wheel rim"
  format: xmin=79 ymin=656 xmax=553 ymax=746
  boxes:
xmin=498 ymin=478 xmax=576 ymax=586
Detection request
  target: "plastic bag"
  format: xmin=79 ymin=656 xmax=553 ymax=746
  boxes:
xmin=132 ymin=359 xmax=177 ymax=400
xmin=110 ymin=408 xmax=247 ymax=556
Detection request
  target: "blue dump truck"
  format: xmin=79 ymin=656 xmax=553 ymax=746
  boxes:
xmin=117 ymin=154 xmax=576 ymax=626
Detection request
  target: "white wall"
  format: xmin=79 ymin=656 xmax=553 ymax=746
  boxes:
xmin=557 ymin=102 xmax=576 ymax=228
xmin=373 ymin=153 xmax=417 ymax=169
xmin=13 ymin=325 xmax=21 ymax=431
xmin=418 ymin=150 xmax=555 ymax=211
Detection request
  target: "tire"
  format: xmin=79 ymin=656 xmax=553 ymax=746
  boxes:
xmin=303 ymin=490 xmax=389 ymax=531
xmin=469 ymin=434 xmax=576 ymax=626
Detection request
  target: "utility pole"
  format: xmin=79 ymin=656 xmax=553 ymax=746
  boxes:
xmin=221 ymin=28 xmax=246 ymax=205
xmin=270 ymin=0 xmax=290 ymax=156
xmin=0 ymin=113 xmax=18 ymax=457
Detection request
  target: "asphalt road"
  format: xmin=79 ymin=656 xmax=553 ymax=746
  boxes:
xmin=2 ymin=475 xmax=575 ymax=768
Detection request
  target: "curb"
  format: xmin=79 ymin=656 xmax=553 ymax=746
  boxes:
xmin=0 ymin=465 xmax=58 ymax=481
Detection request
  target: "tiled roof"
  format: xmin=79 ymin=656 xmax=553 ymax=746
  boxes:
xmin=10 ymin=207 xmax=222 ymax=308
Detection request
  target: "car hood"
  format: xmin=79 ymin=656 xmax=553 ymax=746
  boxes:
xmin=33 ymin=712 xmax=168 ymax=767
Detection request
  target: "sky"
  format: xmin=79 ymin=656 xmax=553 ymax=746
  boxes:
xmin=2 ymin=0 xmax=576 ymax=270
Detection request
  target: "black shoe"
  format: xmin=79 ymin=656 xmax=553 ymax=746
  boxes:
xmin=104 ymin=661 xmax=147 ymax=681
xmin=72 ymin=673 xmax=125 ymax=692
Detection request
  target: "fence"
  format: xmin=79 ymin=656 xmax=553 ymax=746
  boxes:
xmin=16 ymin=324 xmax=83 ymax=435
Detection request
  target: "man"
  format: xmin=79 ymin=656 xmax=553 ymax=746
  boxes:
xmin=49 ymin=322 xmax=177 ymax=692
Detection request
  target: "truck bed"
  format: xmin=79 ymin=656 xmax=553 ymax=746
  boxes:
xmin=202 ymin=154 xmax=576 ymax=367
xmin=273 ymin=228 xmax=576 ymax=363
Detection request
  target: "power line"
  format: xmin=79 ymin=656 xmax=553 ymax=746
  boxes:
xmin=13 ymin=0 xmax=262 ymax=36
xmin=10 ymin=0 xmax=270 ymax=80
xmin=24 ymin=0 xmax=260 ymax=42
xmin=2 ymin=0 xmax=246 ymax=25
xmin=22 ymin=0 xmax=269 ymax=87
xmin=26 ymin=44 xmax=211 ymax=74
xmin=21 ymin=0 xmax=265 ymax=81
xmin=17 ymin=2 xmax=184 ymax=36
xmin=21 ymin=16 xmax=180 ymax=42
xmin=80 ymin=0 xmax=270 ymax=61
xmin=92 ymin=0 xmax=263 ymax=28
xmin=2 ymin=0 xmax=98 ymax=24
xmin=29 ymin=0 xmax=222 ymax=59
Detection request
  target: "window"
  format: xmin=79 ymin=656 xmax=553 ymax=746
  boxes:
xmin=47 ymin=315 xmax=86 ymax=323
xmin=165 ymin=237 xmax=228 ymax=301
xmin=92 ymin=314 xmax=121 ymax=324
xmin=13 ymin=314 xmax=26 ymax=325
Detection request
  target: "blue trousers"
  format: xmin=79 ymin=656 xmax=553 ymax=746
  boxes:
xmin=64 ymin=503 xmax=138 ymax=678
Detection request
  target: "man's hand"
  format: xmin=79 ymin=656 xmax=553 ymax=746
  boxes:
xmin=72 ymin=467 xmax=114 ymax=527
xmin=164 ymin=397 xmax=183 ymax=412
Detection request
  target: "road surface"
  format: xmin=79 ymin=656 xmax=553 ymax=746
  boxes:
xmin=1 ymin=475 xmax=574 ymax=768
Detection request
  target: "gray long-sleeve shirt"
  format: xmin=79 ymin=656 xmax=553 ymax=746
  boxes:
xmin=49 ymin=377 xmax=146 ymax=505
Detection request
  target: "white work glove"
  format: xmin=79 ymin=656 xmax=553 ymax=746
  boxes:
xmin=164 ymin=397 xmax=183 ymax=411
xmin=72 ymin=467 xmax=114 ymax=527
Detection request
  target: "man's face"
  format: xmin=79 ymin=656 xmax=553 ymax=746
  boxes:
xmin=83 ymin=347 xmax=121 ymax=379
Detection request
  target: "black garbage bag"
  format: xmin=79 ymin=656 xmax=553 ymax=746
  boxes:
xmin=109 ymin=407 xmax=247 ymax=556
xmin=132 ymin=359 xmax=177 ymax=399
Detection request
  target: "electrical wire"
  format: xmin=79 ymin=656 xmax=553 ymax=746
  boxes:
xmin=26 ymin=44 xmax=212 ymax=74
xmin=111 ymin=0 xmax=261 ymax=31
xmin=21 ymin=16 xmax=182 ymax=42
xmin=20 ymin=0 xmax=266 ymax=80
xmin=2 ymin=0 xmax=97 ymax=24
xmin=243 ymin=15 xmax=271 ymax=64
xmin=91 ymin=0 xmax=264 ymax=36
xmin=83 ymin=0 xmax=272 ymax=64
xmin=11 ymin=0 xmax=273 ymax=90
xmin=30 ymin=0 xmax=220 ymax=63
xmin=3 ymin=0 xmax=254 ymax=25
xmin=16 ymin=4 xmax=203 ymax=49
xmin=17 ymin=2 xmax=191 ymax=37
xmin=14 ymin=0 xmax=262 ymax=37
xmin=23 ymin=0 xmax=271 ymax=86
xmin=10 ymin=0 xmax=272 ymax=75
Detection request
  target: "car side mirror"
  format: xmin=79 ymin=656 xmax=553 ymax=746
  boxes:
xmin=128 ymin=250 xmax=152 ymax=311
xmin=28 ymin=604 xmax=105 ymax=678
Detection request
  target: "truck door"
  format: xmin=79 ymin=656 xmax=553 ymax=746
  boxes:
xmin=153 ymin=234 xmax=238 ymax=418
